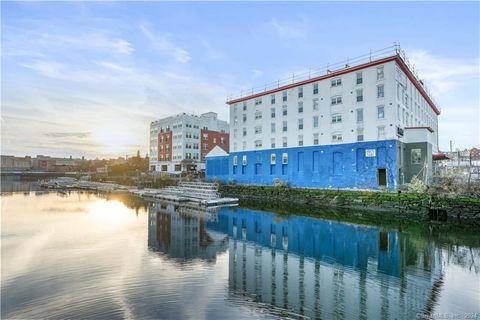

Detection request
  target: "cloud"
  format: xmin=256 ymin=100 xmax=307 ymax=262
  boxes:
xmin=268 ymin=18 xmax=307 ymax=39
xmin=407 ymin=49 xmax=479 ymax=95
xmin=251 ymin=69 xmax=263 ymax=80
xmin=140 ymin=25 xmax=191 ymax=63
xmin=4 ymin=29 xmax=133 ymax=57
xmin=44 ymin=132 xmax=92 ymax=138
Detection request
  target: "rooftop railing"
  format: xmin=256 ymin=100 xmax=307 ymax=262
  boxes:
xmin=226 ymin=43 xmax=438 ymax=109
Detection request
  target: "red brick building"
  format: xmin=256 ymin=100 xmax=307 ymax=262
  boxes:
xmin=200 ymin=129 xmax=229 ymax=161
xmin=158 ymin=131 xmax=172 ymax=168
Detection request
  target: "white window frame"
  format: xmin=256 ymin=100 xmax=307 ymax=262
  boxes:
xmin=242 ymin=155 xmax=247 ymax=166
xmin=331 ymin=78 xmax=342 ymax=87
xmin=332 ymin=132 xmax=343 ymax=142
xmin=377 ymin=105 xmax=385 ymax=119
xmin=331 ymin=114 xmax=342 ymax=124
xmin=377 ymin=66 xmax=384 ymax=81
xmin=331 ymin=96 xmax=342 ymax=105
xmin=282 ymin=153 xmax=288 ymax=164
xmin=271 ymin=154 xmax=276 ymax=164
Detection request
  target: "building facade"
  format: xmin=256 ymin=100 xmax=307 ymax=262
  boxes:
xmin=0 ymin=155 xmax=32 ymax=171
xmin=206 ymin=48 xmax=440 ymax=190
xmin=149 ymin=112 xmax=229 ymax=172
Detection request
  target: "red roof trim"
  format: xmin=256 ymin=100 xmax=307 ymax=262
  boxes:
xmin=227 ymin=54 xmax=440 ymax=116
xmin=433 ymin=153 xmax=451 ymax=160
xmin=394 ymin=56 xmax=440 ymax=115
xmin=405 ymin=126 xmax=434 ymax=133
xmin=227 ymin=55 xmax=397 ymax=105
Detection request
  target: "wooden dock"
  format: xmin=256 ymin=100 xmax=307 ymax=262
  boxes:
xmin=39 ymin=179 xmax=238 ymax=207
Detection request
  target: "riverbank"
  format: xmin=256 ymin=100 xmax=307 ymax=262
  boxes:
xmin=219 ymin=184 xmax=480 ymax=226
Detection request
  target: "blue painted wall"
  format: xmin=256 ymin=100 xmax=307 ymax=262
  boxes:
xmin=206 ymin=207 xmax=402 ymax=277
xmin=206 ymin=140 xmax=398 ymax=190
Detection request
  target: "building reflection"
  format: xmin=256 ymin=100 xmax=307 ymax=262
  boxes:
xmin=207 ymin=207 xmax=444 ymax=319
xmin=148 ymin=202 xmax=228 ymax=262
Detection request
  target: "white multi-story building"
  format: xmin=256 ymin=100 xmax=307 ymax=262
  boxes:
xmin=149 ymin=112 xmax=229 ymax=172
xmin=206 ymin=46 xmax=441 ymax=189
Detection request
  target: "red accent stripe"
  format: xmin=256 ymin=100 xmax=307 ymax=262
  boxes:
xmin=405 ymin=126 xmax=434 ymax=133
xmin=227 ymin=55 xmax=440 ymax=116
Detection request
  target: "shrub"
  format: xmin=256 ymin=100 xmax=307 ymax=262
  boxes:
xmin=407 ymin=176 xmax=428 ymax=194
xmin=273 ymin=178 xmax=289 ymax=188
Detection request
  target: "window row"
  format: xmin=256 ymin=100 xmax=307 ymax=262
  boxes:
xmin=237 ymin=126 xmax=387 ymax=150
xmin=233 ymin=66 xmax=386 ymax=109
xmin=236 ymin=106 xmax=385 ymax=137
xmin=235 ymin=85 xmax=385 ymax=125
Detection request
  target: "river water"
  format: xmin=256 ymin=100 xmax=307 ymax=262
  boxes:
xmin=1 ymin=185 xmax=479 ymax=319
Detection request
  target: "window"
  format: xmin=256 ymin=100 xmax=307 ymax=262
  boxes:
xmin=298 ymin=118 xmax=303 ymax=130
xmin=271 ymin=94 xmax=276 ymax=104
xmin=377 ymin=126 xmax=386 ymax=139
xmin=377 ymin=84 xmax=385 ymax=98
xmin=233 ymin=155 xmax=238 ymax=166
xmin=271 ymin=154 xmax=276 ymax=164
xmin=313 ymin=116 xmax=319 ymax=128
xmin=271 ymin=138 xmax=276 ymax=148
xmin=356 ymin=89 xmax=363 ymax=102
xmin=271 ymin=107 xmax=276 ymax=118
xmin=282 ymin=153 xmax=288 ymax=164
xmin=377 ymin=66 xmax=384 ymax=81
xmin=411 ymin=149 xmax=422 ymax=164
xmin=243 ymin=114 xmax=247 ymax=122
xmin=313 ymin=133 xmax=319 ymax=145
xmin=255 ymin=98 xmax=262 ymax=106
xmin=331 ymin=96 xmax=342 ymax=105
xmin=242 ymin=128 xmax=247 ymax=137
xmin=282 ymin=91 xmax=287 ymax=102
xmin=255 ymin=140 xmax=262 ymax=148
xmin=298 ymin=102 xmax=303 ymax=113
xmin=255 ymin=111 xmax=262 ymax=120
xmin=271 ymin=123 xmax=276 ymax=133
xmin=356 ymin=72 xmax=363 ymax=85
xmin=313 ymin=98 xmax=319 ymax=111
xmin=377 ymin=105 xmax=385 ymax=119
xmin=255 ymin=126 xmax=262 ymax=134
xmin=357 ymin=128 xmax=364 ymax=141
xmin=282 ymin=105 xmax=288 ymax=116
xmin=356 ymin=109 xmax=364 ymax=123
xmin=313 ymin=83 xmax=319 ymax=94
xmin=243 ymin=102 xmax=247 ymax=111
xmin=332 ymin=114 xmax=342 ymax=124
xmin=282 ymin=121 xmax=288 ymax=132
xmin=332 ymin=132 xmax=342 ymax=142
xmin=298 ymin=135 xmax=304 ymax=146
xmin=242 ymin=141 xmax=246 ymax=150
xmin=298 ymin=87 xmax=303 ymax=98
xmin=242 ymin=155 xmax=247 ymax=166
xmin=331 ymin=78 xmax=342 ymax=87
xmin=282 ymin=137 xmax=287 ymax=147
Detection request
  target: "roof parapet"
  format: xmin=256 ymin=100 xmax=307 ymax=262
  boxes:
xmin=226 ymin=43 xmax=439 ymax=114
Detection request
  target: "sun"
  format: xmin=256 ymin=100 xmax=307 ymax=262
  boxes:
xmin=93 ymin=122 xmax=137 ymax=156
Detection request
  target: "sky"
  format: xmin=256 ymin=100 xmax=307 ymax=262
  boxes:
xmin=1 ymin=1 xmax=479 ymax=159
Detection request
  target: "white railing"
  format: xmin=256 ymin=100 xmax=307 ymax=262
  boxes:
xmin=226 ymin=43 xmax=438 ymax=109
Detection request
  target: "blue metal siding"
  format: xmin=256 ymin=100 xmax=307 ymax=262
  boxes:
xmin=206 ymin=140 xmax=399 ymax=190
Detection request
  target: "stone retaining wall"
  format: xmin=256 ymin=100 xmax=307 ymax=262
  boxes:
xmin=219 ymin=185 xmax=480 ymax=226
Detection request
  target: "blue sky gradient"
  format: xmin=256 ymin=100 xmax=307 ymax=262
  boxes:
xmin=2 ymin=1 xmax=479 ymax=158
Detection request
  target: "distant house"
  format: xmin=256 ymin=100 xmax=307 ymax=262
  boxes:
xmin=0 ymin=155 xmax=32 ymax=171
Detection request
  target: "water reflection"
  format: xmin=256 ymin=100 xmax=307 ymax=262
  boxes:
xmin=2 ymin=188 xmax=479 ymax=319
xmin=148 ymin=203 xmax=228 ymax=262
xmin=204 ymin=208 xmax=445 ymax=319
